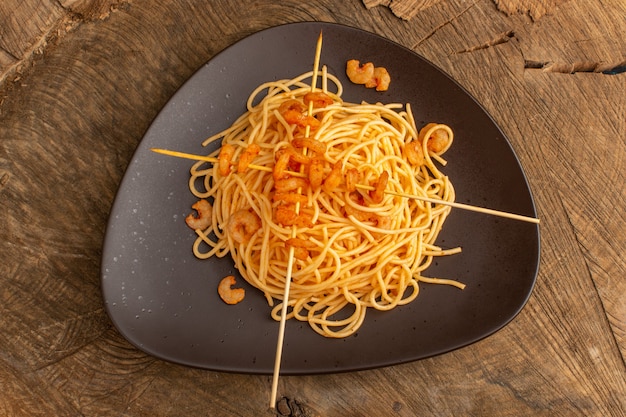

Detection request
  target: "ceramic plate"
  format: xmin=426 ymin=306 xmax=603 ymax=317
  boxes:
xmin=102 ymin=22 xmax=540 ymax=374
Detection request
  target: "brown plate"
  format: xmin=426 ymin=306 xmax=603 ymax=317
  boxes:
xmin=101 ymin=22 xmax=540 ymax=374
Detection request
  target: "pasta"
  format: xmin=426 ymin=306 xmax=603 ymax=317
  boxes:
xmin=186 ymin=68 xmax=463 ymax=338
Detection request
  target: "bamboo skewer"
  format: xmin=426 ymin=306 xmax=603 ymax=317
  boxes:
xmin=151 ymin=147 xmax=540 ymax=224
xmin=268 ymin=30 xmax=325 ymax=410
xmin=355 ymin=184 xmax=539 ymax=224
xmin=151 ymin=148 xmax=272 ymax=175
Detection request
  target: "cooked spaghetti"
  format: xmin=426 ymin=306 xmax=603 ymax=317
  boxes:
xmin=186 ymin=68 xmax=463 ymax=338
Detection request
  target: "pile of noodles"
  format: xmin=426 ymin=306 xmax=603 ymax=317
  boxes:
xmin=187 ymin=69 xmax=462 ymax=338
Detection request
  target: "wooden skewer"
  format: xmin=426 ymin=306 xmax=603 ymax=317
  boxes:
xmin=150 ymin=148 xmax=274 ymax=174
xmin=269 ymin=30 xmax=325 ymax=410
xmin=355 ymin=184 xmax=540 ymax=224
xmin=151 ymin=147 xmax=540 ymax=224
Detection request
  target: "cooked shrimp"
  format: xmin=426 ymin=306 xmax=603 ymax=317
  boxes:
xmin=345 ymin=168 xmax=360 ymax=192
xmin=344 ymin=201 xmax=372 ymax=222
xmin=405 ymin=141 xmax=425 ymax=166
xmin=285 ymin=237 xmax=316 ymax=261
xmin=273 ymin=192 xmax=309 ymax=205
xmin=372 ymin=67 xmax=391 ymax=91
xmin=375 ymin=215 xmax=392 ymax=230
xmin=218 ymin=275 xmax=245 ymax=305
xmin=218 ymin=143 xmax=235 ymax=176
xmin=283 ymin=145 xmax=311 ymax=165
xmin=427 ymin=128 xmax=450 ymax=153
xmin=237 ymin=143 xmax=260 ymax=173
xmin=275 ymin=205 xmax=297 ymax=226
xmin=293 ymin=212 xmax=314 ymax=228
xmin=274 ymin=177 xmax=309 ymax=193
xmin=226 ymin=209 xmax=261 ymax=244
xmin=344 ymin=192 xmax=374 ymax=222
xmin=279 ymin=99 xmax=320 ymax=130
xmin=420 ymin=123 xmax=452 ymax=154
xmin=295 ymin=114 xmax=321 ymax=130
xmin=185 ymin=199 xmax=213 ymax=230
xmin=303 ymin=91 xmax=334 ymax=109
xmin=274 ymin=204 xmax=313 ymax=228
xmin=369 ymin=171 xmax=389 ymax=204
xmin=279 ymin=99 xmax=305 ymax=115
xmin=292 ymin=136 xmax=327 ymax=155
xmin=347 ymin=60 xmax=391 ymax=91
xmin=323 ymin=161 xmax=343 ymax=192
xmin=346 ymin=60 xmax=375 ymax=85
xmin=371 ymin=215 xmax=393 ymax=239
xmin=273 ymin=150 xmax=292 ymax=181
xmin=285 ymin=237 xmax=316 ymax=249
xmin=308 ymin=157 xmax=325 ymax=189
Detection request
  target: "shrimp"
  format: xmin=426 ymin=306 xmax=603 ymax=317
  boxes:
xmin=279 ymin=99 xmax=320 ymax=130
xmin=279 ymin=99 xmax=305 ymax=115
xmin=275 ymin=205 xmax=298 ymax=226
xmin=427 ymin=128 xmax=451 ymax=153
xmin=344 ymin=192 xmax=375 ymax=222
xmin=347 ymin=60 xmax=391 ymax=91
xmin=274 ymin=204 xmax=313 ymax=228
xmin=308 ymin=157 xmax=325 ymax=189
xmin=372 ymin=67 xmax=391 ymax=91
xmin=369 ymin=171 xmax=389 ymax=204
xmin=237 ymin=143 xmax=260 ymax=173
xmin=405 ymin=141 xmax=425 ymax=166
xmin=303 ymin=91 xmax=334 ymax=109
xmin=295 ymin=114 xmax=321 ymax=130
xmin=371 ymin=215 xmax=393 ymax=239
xmin=375 ymin=215 xmax=392 ymax=230
xmin=185 ymin=199 xmax=213 ymax=230
xmin=274 ymin=145 xmax=316 ymax=181
xmin=285 ymin=237 xmax=317 ymax=261
xmin=345 ymin=168 xmax=361 ymax=192
xmin=346 ymin=60 xmax=375 ymax=85
xmin=419 ymin=123 xmax=452 ymax=154
xmin=273 ymin=150 xmax=292 ymax=181
xmin=323 ymin=161 xmax=343 ymax=193
xmin=226 ymin=209 xmax=261 ymax=244
xmin=218 ymin=143 xmax=235 ymax=176
xmin=274 ymin=177 xmax=309 ymax=193
xmin=273 ymin=192 xmax=309 ymax=205
xmin=292 ymin=136 xmax=327 ymax=155
xmin=285 ymin=237 xmax=316 ymax=249
xmin=283 ymin=145 xmax=311 ymax=165
xmin=218 ymin=275 xmax=245 ymax=305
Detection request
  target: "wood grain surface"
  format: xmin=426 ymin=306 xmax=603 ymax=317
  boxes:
xmin=1 ymin=0 xmax=624 ymax=416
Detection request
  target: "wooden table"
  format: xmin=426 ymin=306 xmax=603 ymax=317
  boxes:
xmin=1 ymin=1 xmax=624 ymax=415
